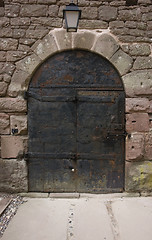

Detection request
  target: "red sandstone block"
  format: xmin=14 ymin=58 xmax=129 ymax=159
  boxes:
xmin=148 ymin=100 xmax=152 ymax=113
xmin=126 ymin=133 xmax=144 ymax=161
xmin=0 ymin=98 xmax=27 ymax=112
xmin=126 ymin=113 xmax=149 ymax=132
xmin=0 ymin=113 xmax=10 ymax=134
xmin=1 ymin=136 xmax=24 ymax=159
xmin=126 ymin=98 xmax=150 ymax=113
xmin=145 ymin=132 xmax=152 ymax=160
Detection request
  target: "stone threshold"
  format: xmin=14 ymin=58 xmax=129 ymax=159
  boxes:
xmin=0 ymin=197 xmax=12 ymax=216
xmin=18 ymin=192 xmax=152 ymax=199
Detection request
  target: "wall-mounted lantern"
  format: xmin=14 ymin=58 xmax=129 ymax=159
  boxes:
xmin=63 ymin=1 xmax=81 ymax=32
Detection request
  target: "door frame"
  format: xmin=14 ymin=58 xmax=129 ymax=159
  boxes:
xmin=27 ymin=49 xmax=126 ymax=193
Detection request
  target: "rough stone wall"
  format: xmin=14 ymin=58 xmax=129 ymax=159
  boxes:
xmin=0 ymin=0 xmax=152 ymax=193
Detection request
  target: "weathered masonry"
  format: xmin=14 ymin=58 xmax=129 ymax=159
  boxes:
xmin=0 ymin=0 xmax=152 ymax=193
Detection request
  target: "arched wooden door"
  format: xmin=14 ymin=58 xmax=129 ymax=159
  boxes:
xmin=28 ymin=50 xmax=125 ymax=193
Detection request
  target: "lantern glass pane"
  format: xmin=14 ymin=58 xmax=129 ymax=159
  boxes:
xmin=66 ymin=11 xmax=79 ymax=29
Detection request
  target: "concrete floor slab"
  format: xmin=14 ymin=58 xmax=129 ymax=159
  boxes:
xmin=112 ymin=197 xmax=152 ymax=240
xmin=1 ymin=198 xmax=70 ymax=240
xmin=74 ymin=198 xmax=113 ymax=240
xmin=1 ymin=196 xmax=152 ymax=240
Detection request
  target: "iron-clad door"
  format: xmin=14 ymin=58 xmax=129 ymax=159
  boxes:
xmin=28 ymin=89 xmax=77 ymax=192
xmin=76 ymin=90 xmax=125 ymax=193
xmin=28 ymin=50 xmax=125 ymax=193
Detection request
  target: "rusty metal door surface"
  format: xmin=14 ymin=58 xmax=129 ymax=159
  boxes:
xmin=28 ymin=50 xmax=125 ymax=193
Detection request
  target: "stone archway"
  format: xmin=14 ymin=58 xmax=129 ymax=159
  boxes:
xmin=7 ymin=29 xmax=134 ymax=192
xmin=28 ymin=49 xmax=125 ymax=193
xmin=8 ymin=29 xmax=133 ymax=97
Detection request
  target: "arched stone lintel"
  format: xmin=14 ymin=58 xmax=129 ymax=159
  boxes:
xmin=8 ymin=28 xmax=133 ymax=97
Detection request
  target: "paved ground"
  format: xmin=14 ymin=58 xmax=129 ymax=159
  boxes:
xmin=1 ymin=194 xmax=152 ymax=240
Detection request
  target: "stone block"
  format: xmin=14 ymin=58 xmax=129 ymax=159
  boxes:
xmin=73 ymin=31 xmax=96 ymax=50
xmin=0 ymin=62 xmax=15 ymax=76
xmin=118 ymin=9 xmax=142 ymax=21
xmin=32 ymin=33 xmax=58 ymax=60
xmin=0 ymin=28 xmax=13 ymax=38
xmin=147 ymin=21 xmax=152 ymax=30
xmin=0 ymin=63 xmax=4 ymax=75
xmin=110 ymin=50 xmax=133 ymax=76
xmin=0 ymin=98 xmax=27 ymax=113
xmin=53 ymin=29 xmax=72 ymax=51
xmin=0 ymin=38 xmax=18 ymax=51
xmin=37 ymin=0 xmax=56 ymax=3
xmin=129 ymin=43 xmax=151 ymax=56
xmin=125 ymin=161 xmax=152 ymax=192
xmin=137 ymin=22 xmax=147 ymax=30
xmin=8 ymin=70 xmax=30 ymax=97
xmin=20 ymin=4 xmax=48 ymax=17
xmin=10 ymin=115 xmax=27 ymax=135
xmin=149 ymin=101 xmax=152 ymax=113
xmin=138 ymin=0 xmax=151 ymax=3
xmin=118 ymin=35 xmax=137 ymax=43
xmin=0 ymin=113 xmax=10 ymax=134
xmin=13 ymin=29 xmax=26 ymax=39
xmin=26 ymin=29 xmax=49 ymax=39
xmin=28 ymin=0 xmax=37 ymax=3
xmin=0 ymin=7 xmax=4 ymax=17
xmin=142 ymin=13 xmax=152 ymax=22
xmin=129 ymin=28 xmax=145 ymax=37
xmin=76 ymin=0 xmax=89 ymax=6
xmin=0 ymin=51 xmax=6 ymax=61
xmin=0 ymin=159 xmax=28 ymax=193
xmin=145 ymin=132 xmax=152 ymax=160
xmin=122 ymin=70 xmax=152 ymax=97
xmin=3 ymin=74 xmax=11 ymax=83
xmin=133 ymin=57 xmax=152 ymax=70
xmin=147 ymin=30 xmax=152 ymax=38
xmin=58 ymin=5 xmax=65 ymax=18
xmin=149 ymin=115 xmax=152 ymax=128
xmin=126 ymin=133 xmax=144 ymax=161
xmin=18 ymin=44 xmax=31 ymax=53
xmin=19 ymin=193 xmax=49 ymax=198
xmin=5 ymin=4 xmax=20 ymax=17
xmin=126 ymin=98 xmax=150 ymax=113
xmin=19 ymin=38 xmax=36 ymax=46
xmin=48 ymin=5 xmax=59 ymax=17
xmin=49 ymin=193 xmax=80 ymax=198
xmin=125 ymin=21 xmax=137 ymax=29
xmin=3 ymin=62 xmax=15 ymax=76
xmin=1 ymin=136 xmax=24 ymax=158
xmin=99 ymin=6 xmax=117 ymax=21
xmin=109 ymin=21 xmax=124 ymax=28
xmin=16 ymin=53 xmax=41 ymax=75
xmin=93 ymin=34 xmax=119 ymax=60
xmin=79 ymin=20 xmax=108 ymax=29
xmin=6 ymin=51 xmax=26 ymax=62
xmin=126 ymin=113 xmax=149 ymax=133
xmin=81 ymin=7 xmax=98 ymax=20
xmin=31 ymin=17 xmax=62 ymax=28
xmin=0 ymin=82 xmax=8 ymax=96
xmin=10 ymin=17 xmax=30 ymax=26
